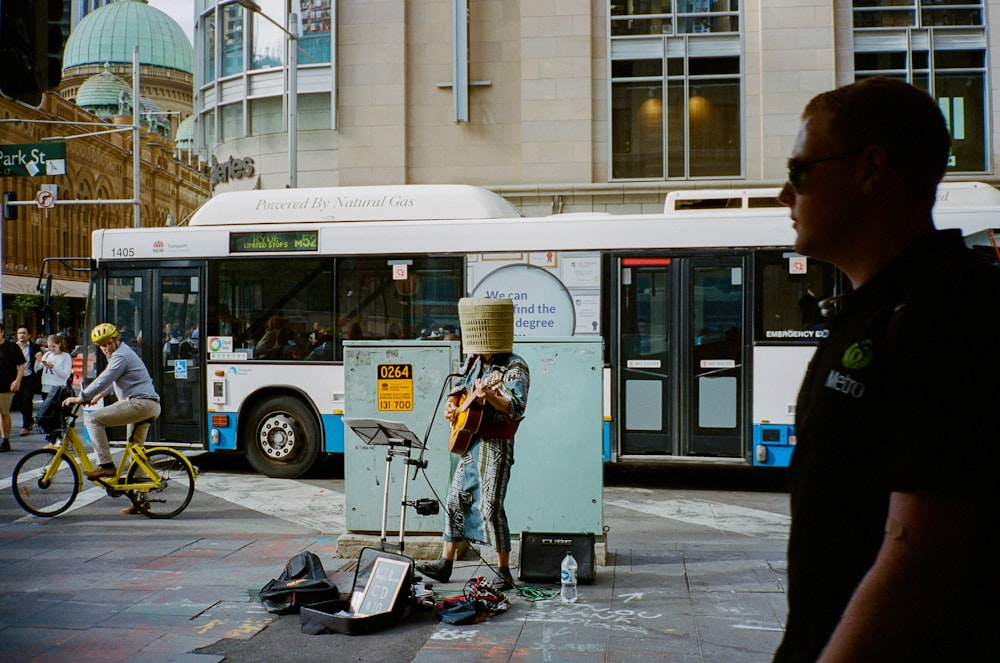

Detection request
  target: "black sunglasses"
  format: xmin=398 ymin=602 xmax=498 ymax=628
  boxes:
xmin=786 ymin=150 xmax=862 ymax=193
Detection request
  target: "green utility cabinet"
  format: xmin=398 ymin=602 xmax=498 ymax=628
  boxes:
xmin=343 ymin=340 xmax=460 ymax=534
xmin=343 ymin=338 xmax=604 ymax=538
xmin=502 ymin=338 xmax=604 ymax=536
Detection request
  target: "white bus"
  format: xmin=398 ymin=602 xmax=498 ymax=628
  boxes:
xmin=77 ymin=183 xmax=1000 ymax=477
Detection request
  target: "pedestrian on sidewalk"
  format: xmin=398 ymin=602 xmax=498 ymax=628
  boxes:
xmin=416 ymin=297 xmax=529 ymax=592
xmin=0 ymin=323 xmax=27 ymax=452
xmin=38 ymin=334 xmax=73 ymax=396
xmin=13 ymin=326 xmax=42 ymax=435
xmin=773 ymin=77 xmax=1000 ymax=663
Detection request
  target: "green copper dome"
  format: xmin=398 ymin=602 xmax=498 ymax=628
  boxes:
xmin=75 ymin=63 xmax=172 ymax=138
xmin=76 ymin=64 xmax=132 ymax=113
xmin=63 ymin=0 xmax=193 ymax=74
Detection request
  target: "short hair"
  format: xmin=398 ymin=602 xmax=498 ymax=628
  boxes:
xmin=803 ymin=77 xmax=950 ymax=204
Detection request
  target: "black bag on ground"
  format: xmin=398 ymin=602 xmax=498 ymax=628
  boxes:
xmin=260 ymin=551 xmax=340 ymax=614
xmin=37 ymin=386 xmax=74 ymax=435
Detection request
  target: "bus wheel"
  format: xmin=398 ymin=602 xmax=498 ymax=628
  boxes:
xmin=245 ymin=397 xmax=321 ymax=479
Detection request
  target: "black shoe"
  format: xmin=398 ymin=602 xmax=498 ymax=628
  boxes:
xmin=416 ymin=558 xmax=453 ymax=583
xmin=0 ymin=439 xmax=10 ymax=453
xmin=492 ymin=568 xmax=516 ymax=592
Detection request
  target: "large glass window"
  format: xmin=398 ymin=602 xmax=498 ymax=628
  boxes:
xmin=298 ymin=0 xmax=333 ymax=65
xmin=202 ymin=109 xmax=216 ymax=152
xmin=212 ymin=258 xmax=332 ymax=360
xmin=852 ymin=1 xmax=987 ymax=172
xmin=222 ymin=3 xmax=244 ymax=77
xmin=221 ymin=103 xmax=242 ymax=140
xmin=209 ymin=256 xmax=463 ymax=362
xmin=203 ymin=11 xmax=216 ymax=83
xmin=853 ymin=0 xmax=983 ymax=28
xmin=197 ymin=1 xmax=335 ymax=154
xmin=611 ymin=0 xmax=739 ymax=36
xmin=250 ymin=97 xmax=284 ymax=135
xmin=251 ymin=0 xmax=286 ymax=69
xmin=298 ymin=93 xmax=332 ymax=131
xmin=334 ymin=257 xmax=464 ymax=354
xmin=610 ymin=1 xmax=742 ymax=180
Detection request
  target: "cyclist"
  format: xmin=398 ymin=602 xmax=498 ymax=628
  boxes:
xmin=63 ymin=323 xmax=161 ymax=494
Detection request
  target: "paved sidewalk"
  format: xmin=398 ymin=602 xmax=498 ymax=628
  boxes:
xmin=408 ymin=544 xmax=787 ymax=663
xmin=2 ymin=429 xmax=790 ymax=662
xmin=202 ymin=486 xmax=790 ymax=663
xmin=0 ymin=527 xmax=341 ymax=663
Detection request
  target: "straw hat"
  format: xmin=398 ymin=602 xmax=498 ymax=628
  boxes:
xmin=458 ymin=297 xmax=514 ymax=354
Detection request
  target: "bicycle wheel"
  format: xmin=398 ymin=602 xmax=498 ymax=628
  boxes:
xmin=11 ymin=448 xmax=81 ymax=517
xmin=126 ymin=448 xmax=195 ymax=519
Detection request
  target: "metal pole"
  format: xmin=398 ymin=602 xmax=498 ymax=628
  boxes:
xmin=133 ymin=47 xmax=141 ymax=228
xmin=288 ymin=12 xmax=298 ymax=188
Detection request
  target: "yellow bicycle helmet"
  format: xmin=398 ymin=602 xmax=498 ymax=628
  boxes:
xmin=90 ymin=323 xmax=120 ymax=344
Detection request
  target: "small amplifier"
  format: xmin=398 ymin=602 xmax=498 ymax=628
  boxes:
xmin=518 ymin=532 xmax=596 ymax=584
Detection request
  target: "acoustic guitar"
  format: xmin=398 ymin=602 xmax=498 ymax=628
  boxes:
xmin=448 ymin=369 xmax=506 ymax=455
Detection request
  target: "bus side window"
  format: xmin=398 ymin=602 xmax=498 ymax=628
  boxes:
xmin=754 ymin=251 xmax=838 ymax=342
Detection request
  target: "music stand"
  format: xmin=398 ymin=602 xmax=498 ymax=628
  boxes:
xmin=344 ymin=418 xmax=427 ymax=553
xmin=343 ymin=418 xmax=424 ymax=449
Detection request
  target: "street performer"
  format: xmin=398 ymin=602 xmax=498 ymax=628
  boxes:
xmin=417 ymin=297 xmax=529 ymax=592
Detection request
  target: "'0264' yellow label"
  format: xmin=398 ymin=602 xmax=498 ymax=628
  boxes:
xmin=377 ymin=364 xmax=413 ymax=411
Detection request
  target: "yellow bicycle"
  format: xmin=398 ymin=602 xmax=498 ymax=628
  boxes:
xmin=11 ymin=404 xmax=196 ymax=519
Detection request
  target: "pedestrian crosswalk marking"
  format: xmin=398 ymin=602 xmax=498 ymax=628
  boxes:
xmin=195 ymin=473 xmax=346 ymax=533
xmin=4 ymin=452 xmax=345 ymax=532
xmin=605 ymin=494 xmax=790 ymax=539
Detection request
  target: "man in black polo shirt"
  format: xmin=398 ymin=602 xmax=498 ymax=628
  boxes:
xmin=772 ymin=78 xmax=1000 ymax=662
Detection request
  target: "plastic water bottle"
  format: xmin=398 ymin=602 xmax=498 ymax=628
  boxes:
xmin=560 ymin=552 xmax=578 ymax=603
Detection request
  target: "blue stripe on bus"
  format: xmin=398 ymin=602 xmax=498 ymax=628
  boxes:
xmin=322 ymin=413 xmax=345 ymax=453
xmin=207 ymin=413 xmax=238 ymax=450
xmin=207 ymin=412 xmax=347 ymax=454
xmin=752 ymin=424 xmax=795 ymax=467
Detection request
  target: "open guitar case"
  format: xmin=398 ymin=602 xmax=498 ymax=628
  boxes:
xmin=302 ymin=418 xmax=431 ymax=635
xmin=300 ymin=547 xmax=415 ymax=635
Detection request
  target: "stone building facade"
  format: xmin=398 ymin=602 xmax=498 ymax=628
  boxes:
xmin=0 ymin=94 xmax=209 ymax=332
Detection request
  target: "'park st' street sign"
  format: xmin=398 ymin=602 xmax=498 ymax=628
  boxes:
xmin=0 ymin=143 xmax=67 ymax=177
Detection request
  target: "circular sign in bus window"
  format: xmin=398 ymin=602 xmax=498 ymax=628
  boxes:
xmin=471 ymin=264 xmax=575 ymax=336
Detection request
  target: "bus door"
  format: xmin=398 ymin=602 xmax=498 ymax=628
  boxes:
xmin=616 ymin=256 xmax=746 ymax=459
xmin=101 ymin=267 xmax=203 ymax=443
xmin=153 ymin=269 xmax=202 ymax=442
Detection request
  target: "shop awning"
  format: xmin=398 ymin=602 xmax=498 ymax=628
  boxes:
xmin=0 ymin=274 xmax=89 ymax=299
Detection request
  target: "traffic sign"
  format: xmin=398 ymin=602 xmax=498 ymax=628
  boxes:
xmin=36 ymin=189 xmax=54 ymax=208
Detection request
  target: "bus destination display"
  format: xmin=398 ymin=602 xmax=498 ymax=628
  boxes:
xmin=230 ymin=230 xmax=318 ymax=253
xmin=377 ymin=364 xmax=413 ymax=411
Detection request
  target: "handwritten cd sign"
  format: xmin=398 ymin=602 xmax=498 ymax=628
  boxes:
xmin=355 ymin=557 xmax=410 ymax=616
